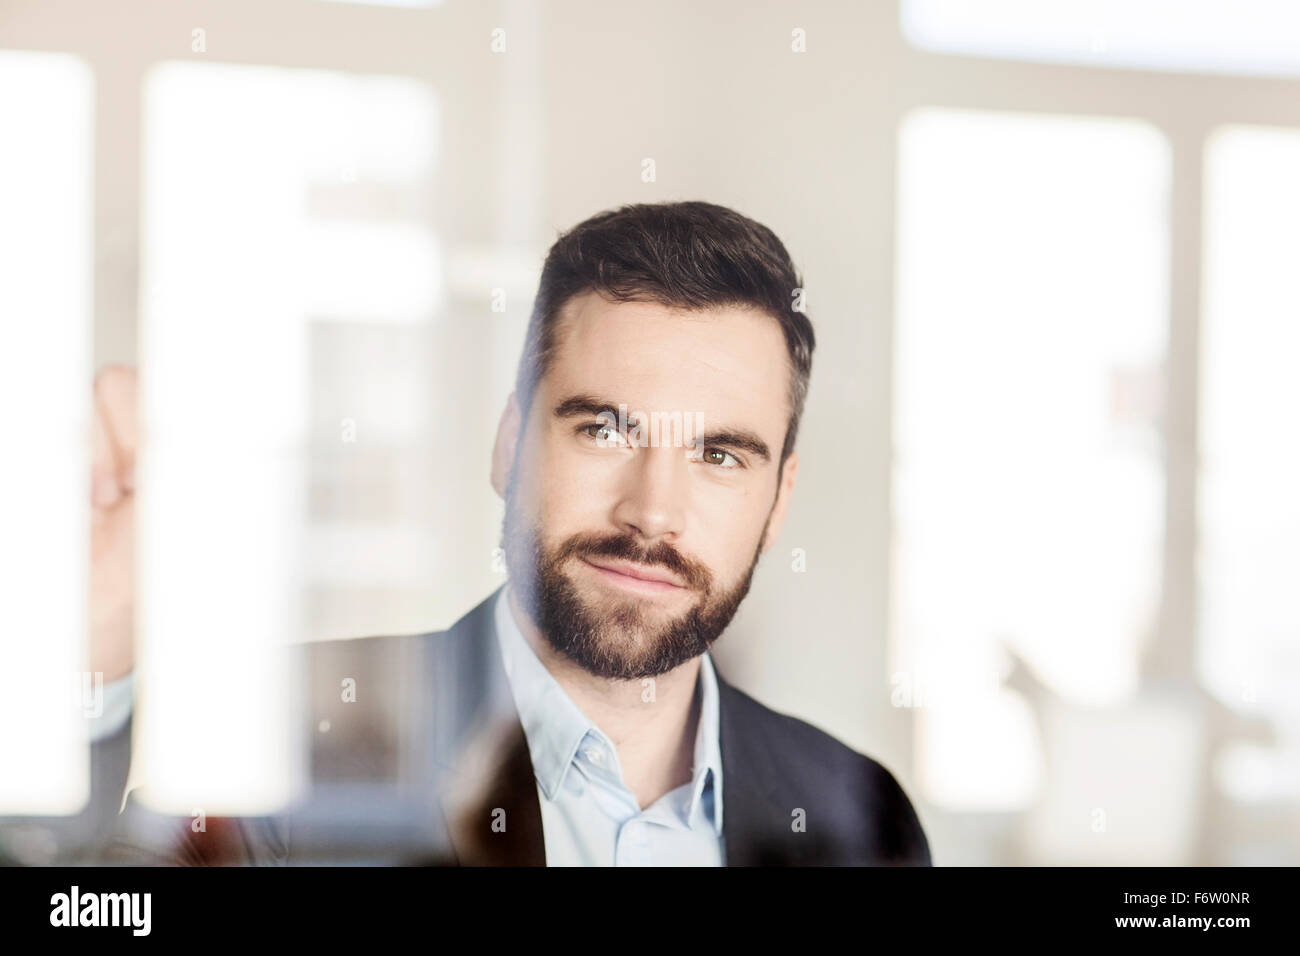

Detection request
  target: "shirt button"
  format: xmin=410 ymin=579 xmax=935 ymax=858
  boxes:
xmin=583 ymin=746 xmax=604 ymax=764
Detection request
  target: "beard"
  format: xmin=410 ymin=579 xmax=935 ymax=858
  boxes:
xmin=500 ymin=469 xmax=770 ymax=681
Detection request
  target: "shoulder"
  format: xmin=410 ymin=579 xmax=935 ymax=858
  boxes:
xmin=303 ymin=588 xmax=498 ymax=673
xmin=297 ymin=590 xmax=504 ymax=766
xmin=717 ymin=678 xmax=932 ymax=865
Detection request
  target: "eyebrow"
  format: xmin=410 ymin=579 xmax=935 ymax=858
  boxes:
xmin=552 ymin=395 xmax=626 ymax=422
xmin=552 ymin=393 xmax=771 ymax=464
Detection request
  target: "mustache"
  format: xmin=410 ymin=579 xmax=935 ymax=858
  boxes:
xmin=553 ymin=531 xmax=712 ymax=592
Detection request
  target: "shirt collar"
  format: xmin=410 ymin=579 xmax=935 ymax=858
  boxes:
xmin=493 ymin=584 xmax=724 ymax=836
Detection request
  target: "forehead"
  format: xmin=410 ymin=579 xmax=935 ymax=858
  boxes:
xmin=544 ymin=291 xmax=791 ymax=430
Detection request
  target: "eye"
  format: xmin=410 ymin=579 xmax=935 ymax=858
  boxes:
xmin=580 ymin=421 xmax=629 ymax=448
xmin=700 ymin=447 xmax=742 ymax=469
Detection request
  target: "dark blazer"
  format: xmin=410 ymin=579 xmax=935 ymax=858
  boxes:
xmin=79 ymin=587 xmax=930 ymax=867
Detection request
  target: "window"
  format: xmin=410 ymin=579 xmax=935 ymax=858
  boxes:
xmin=1201 ymin=125 xmax=1300 ymax=802
xmin=136 ymin=62 xmax=441 ymax=812
xmin=904 ymin=0 xmax=1300 ymax=77
xmin=0 ymin=51 xmax=94 ymax=815
xmin=894 ymin=108 xmax=1169 ymax=810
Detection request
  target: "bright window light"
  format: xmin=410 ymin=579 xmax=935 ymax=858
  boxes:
xmin=137 ymin=62 xmax=439 ymax=814
xmin=904 ymin=0 xmax=1300 ymax=77
xmin=0 ymin=51 xmax=94 ymax=815
xmin=1201 ymin=126 xmax=1300 ymax=771
xmin=894 ymin=108 xmax=1169 ymax=810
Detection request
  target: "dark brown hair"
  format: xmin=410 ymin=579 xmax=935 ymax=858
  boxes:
xmin=515 ymin=200 xmax=816 ymax=465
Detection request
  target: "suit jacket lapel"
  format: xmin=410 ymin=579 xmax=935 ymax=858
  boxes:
xmin=717 ymin=675 xmax=797 ymax=866
xmin=438 ymin=715 xmax=546 ymax=866
xmin=433 ymin=588 xmax=546 ymax=866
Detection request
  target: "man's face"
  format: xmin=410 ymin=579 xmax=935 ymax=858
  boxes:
xmin=497 ymin=291 xmax=800 ymax=680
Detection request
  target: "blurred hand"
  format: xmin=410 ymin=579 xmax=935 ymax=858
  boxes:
xmin=90 ymin=365 xmax=137 ymax=683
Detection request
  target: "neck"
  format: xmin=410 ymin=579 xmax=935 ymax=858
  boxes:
xmin=507 ymin=586 xmax=702 ymax=810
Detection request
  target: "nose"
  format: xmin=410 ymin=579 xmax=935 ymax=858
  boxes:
xmin=610 ymin=443 xmax=688 ymax=543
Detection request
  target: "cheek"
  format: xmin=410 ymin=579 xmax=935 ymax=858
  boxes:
xmin=525 ymin=441 xmax=612 ymax=534
xmin=687 ymin=504 xmax=768 ymax=582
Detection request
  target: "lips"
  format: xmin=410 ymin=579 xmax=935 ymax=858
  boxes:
xmin=581 ymin=557 xmax=686 ymax=589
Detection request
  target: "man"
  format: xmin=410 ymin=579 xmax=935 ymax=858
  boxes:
xmin=38 ymin=201 xmax=930 ymax=866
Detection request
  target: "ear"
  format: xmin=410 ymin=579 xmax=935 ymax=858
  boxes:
xmin=760 ymin=450 xmax=800 ymax=552
xmin=490 ymin=391 xmax=523 ymax=500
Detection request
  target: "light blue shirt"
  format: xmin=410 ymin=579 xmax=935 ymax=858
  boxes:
xmin=493 ymin=585 xmax=725 ymax=866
